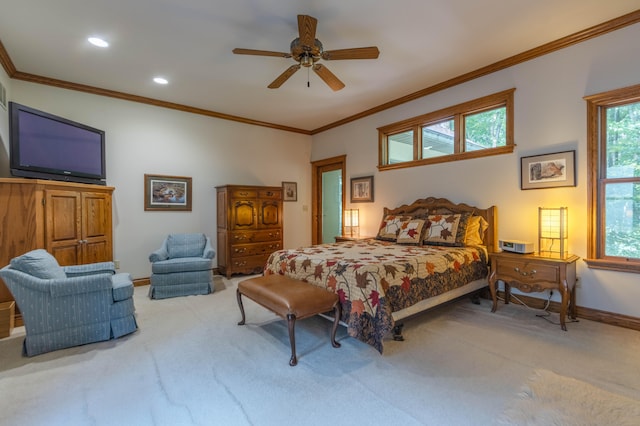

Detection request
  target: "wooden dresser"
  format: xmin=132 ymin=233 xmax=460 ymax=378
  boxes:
xmin=0 ymin=178 xmax=114 ymax=325
xmin=216 ymin=185 xmax=283 ymax=278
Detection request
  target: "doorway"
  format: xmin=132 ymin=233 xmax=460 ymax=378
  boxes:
xmin=311 ymin=155 xmax=346 ymax=244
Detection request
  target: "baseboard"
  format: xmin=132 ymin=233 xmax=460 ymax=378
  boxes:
xmin=492 ymin=291 xmax=640 ymax=332
xmin=133 ymin=277 xmax=150 ymax=287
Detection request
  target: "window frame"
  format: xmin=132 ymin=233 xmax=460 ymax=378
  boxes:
xmin=584 ymin=83 xmax=640 ymax=273
xmin=378 ymin=89 xmax=515 ymax=171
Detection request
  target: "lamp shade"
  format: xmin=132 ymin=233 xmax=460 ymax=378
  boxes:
xmin=344 ymin=209 xmax=359 ymax=237
xmin=538 ymin=207 xmax=568 ymax=257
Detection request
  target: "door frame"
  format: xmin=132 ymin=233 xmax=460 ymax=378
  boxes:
xmin=311 ymin=155 xmax=346 ymax=245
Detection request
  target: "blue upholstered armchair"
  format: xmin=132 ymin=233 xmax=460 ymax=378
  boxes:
xmin=0 ymin=249 xmax=138 ymax=356
xmin=148 ymin=233 xmax=215 ymax=299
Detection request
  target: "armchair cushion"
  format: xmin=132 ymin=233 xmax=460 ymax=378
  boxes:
xmin=112 ymin=273 xmax=135 ymax=301
xmin=151 ymin=257 xmax=213 ymax=274
xmin=166 ymin=233 xmax=206 ymax=258
xmin=10 ymin=249 xmax=66 ymax=280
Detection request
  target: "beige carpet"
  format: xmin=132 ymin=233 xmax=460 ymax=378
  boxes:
xmin=499 ymin=369 xmax=640 ymax=426
xmin=2 ymin=276 xmax=640 ymax=425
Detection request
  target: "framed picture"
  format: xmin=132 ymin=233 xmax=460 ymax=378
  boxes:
xmin=144 ymin=174 xmax=192 ymax=211
xmin=520 ymin=150 xmax=576 ymax=190
xmin=282 ymin=181 xmax=297 ymax=201
xmin=351 ymin=175 xmax=374 ymax=202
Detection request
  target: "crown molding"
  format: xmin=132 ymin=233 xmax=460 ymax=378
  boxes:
xmin=1 ymin=10 xmax=639 ymax=135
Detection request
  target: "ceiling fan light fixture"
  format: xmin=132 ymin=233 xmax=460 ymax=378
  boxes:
xmin=300 ymin=53 xmax=314 ymax=67
xmin=232 ymin=15 xmax=378 ymax=90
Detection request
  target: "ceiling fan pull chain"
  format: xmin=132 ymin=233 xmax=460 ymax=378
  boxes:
xmin=307 ymin=67 xmax=310 ymax=87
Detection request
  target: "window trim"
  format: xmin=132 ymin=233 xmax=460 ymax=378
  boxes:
xmin=584 ymin=83 xmax=640 ymax=273
xmin=378 ymin=89 xmax=515 ymax=171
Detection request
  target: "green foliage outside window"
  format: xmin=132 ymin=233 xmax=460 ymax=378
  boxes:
xmin=604 ymin=102 xmax=640 ymax=259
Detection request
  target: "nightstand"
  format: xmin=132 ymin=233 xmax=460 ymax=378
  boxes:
xmin=334 ymin=235 xmax=374 ymax=243
xmin=488 ymin=251 xmax=580 ymax=330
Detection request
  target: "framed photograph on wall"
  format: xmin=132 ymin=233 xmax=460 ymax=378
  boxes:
xmin=282 ymin=181 xmax=297 ymax=201
xmin=144 ymin=174 xmax=192 ymax=211
xmin=351 ymin=175 xmax=374 ymax=202
xmin=520 ymin=150 xmax=576 ymax=190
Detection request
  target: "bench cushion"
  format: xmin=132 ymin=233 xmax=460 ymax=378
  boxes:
xmin=238 ymin=275 xmax=338 ymax=320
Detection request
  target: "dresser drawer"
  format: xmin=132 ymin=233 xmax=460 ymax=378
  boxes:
xmin=232 ymin=241 xmax=282 ymax=257
xmin=231 ymin=229 xmax=281 ymax=243
xmin=230 ymin=254 xmax=270 ymax=272
xmin=231 ymin=188 xmax=258 ymax=198
xmin=259 ymin=189 xmax=281 ymax=199
xmin=496 ymin=259 xmax=559 ymax=283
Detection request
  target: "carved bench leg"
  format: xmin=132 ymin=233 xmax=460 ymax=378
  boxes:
xmin=236 ymin=289 xmax=246 ymax=326
xmin=287 ymin=314 xmax=297 ymax=366
xmin=331 ymin=303 xmax=342 ymax=348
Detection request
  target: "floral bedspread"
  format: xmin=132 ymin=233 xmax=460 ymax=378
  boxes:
xmin=264 ymin=239 xmax=489 ymax=353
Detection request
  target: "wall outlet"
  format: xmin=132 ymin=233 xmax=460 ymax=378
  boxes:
xmin=114 ymin=260 xmax=120 ymax=269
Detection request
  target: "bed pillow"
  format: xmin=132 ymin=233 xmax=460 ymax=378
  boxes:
xmin=396 ymin=219 xmax=426 ymax=245
xmin=376 ymin=214 xmax=412 ymax=242
xmin=423 ymin=213 xmax=471 ymax=247
xmin=464 ymin=215 xmax=489 ymax=246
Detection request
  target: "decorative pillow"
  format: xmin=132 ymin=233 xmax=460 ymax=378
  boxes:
xmin=396 ymin=219 xmax=426 ymax=245
xmin=464 ymin=215 xmax=489 ymax=246
xmin=10 ymin=249 xmax=66 ymax=280
xmin=423 ymin=213 xmax=471 ymax=247
xmin=376 ymin=214 xmax=412 ymax=242
xmin=167 ymin=233 xmax=206 ymax=258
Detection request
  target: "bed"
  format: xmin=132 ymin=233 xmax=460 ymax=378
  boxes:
xmin=264 ymin=197 xmax=497 ymax=353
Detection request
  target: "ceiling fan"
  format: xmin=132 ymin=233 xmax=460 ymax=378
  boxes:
xmin=233 ymin=15 xmax=380 ymax=91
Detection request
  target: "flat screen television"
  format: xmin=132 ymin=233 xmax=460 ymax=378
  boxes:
xmin=9 ymin=102 xmax=106 ymax=185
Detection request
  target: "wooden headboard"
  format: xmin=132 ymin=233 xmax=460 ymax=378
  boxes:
xmin=383 ymin=197 xmax=498 ymax=253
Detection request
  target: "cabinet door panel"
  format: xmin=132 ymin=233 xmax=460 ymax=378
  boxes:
xmin=81 ymin=193 xmax=112 ymax=262
xmin=45 ymin=190 xmax=82 ymax=265
xmin=232 ymin=200 xmax=256 ymax=229
xmin=259 ymin=200 xmax=282 ymax=228
xmin=83 ymin=193 xmax=109 ymax=238
xmin=50 ymin=245 xmax=81 ymax=267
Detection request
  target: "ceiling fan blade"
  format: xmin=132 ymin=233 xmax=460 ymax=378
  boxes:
xmin=233 ymin=48 xmax=291 ymax=58
xmin=322 ymin=47 xmax=380 ymax=60
xmin=268 ymin=64 xmax=301 ymax=89
xmin=313 ymin=64 xmax=345 ymax=91
xmin=297 ymin=15 xmax=317 ymax=48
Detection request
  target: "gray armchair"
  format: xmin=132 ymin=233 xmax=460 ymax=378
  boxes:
xmin=148 ymin=233 xmax=215 ymax=299
xmin=0 ymin=249 xmax=137 ymax=356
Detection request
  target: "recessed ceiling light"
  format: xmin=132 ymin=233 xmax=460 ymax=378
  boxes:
xmin=153 ymin=77 xmax=169 ymax=85
xmin=88 ymin=37 xmax=109 ymax=48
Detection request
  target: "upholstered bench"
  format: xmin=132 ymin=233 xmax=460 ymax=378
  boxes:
xmin=237 ymin=274 xmax=341 ymax=366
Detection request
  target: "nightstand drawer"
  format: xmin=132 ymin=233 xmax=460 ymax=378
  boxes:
xmin=496 ymin=259 xmax=559 ymax=283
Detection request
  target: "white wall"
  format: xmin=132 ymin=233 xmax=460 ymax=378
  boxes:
xmin=311 ymin=23 xmax=640 ymax=318
xmin=2 ymin=82 xmax=312 ymax=279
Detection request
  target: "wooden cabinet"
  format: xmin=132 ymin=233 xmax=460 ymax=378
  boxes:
xmin=216 ymin=185 xmax=283 ymax=278
xmin=0 ymin=178 xmax=114 ymax=316
xmin=488 ymin=251 xmax=579 ymax=330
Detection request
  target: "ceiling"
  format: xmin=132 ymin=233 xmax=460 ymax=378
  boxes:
xmin=1 ymin=1 xmax=640 ymax=133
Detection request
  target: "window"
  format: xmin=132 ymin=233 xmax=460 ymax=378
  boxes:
xmin=378 ymin=89 xmax=515 ymax=170
xmin=585 ymin=84 xmax=640 ymax=273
